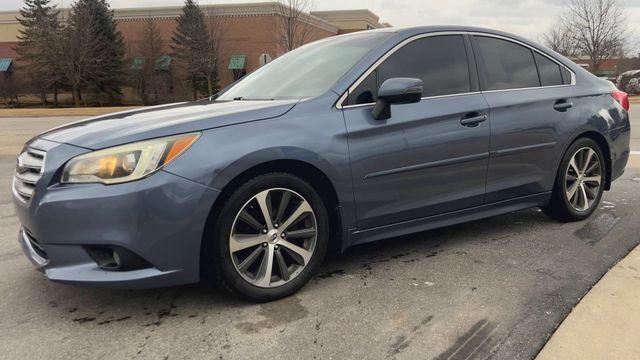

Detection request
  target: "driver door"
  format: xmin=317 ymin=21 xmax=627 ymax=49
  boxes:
xmin=342 ymin=34 xmax=491 ymax=230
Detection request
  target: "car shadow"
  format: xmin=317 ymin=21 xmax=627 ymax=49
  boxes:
xmin=28 ymin=208 xmax=554 ymax=324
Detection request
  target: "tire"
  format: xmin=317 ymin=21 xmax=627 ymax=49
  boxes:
xmin=203 ymin=173 xmax=329 ymax=302
xmin=543 ymin=138 xmax=606 ymax=222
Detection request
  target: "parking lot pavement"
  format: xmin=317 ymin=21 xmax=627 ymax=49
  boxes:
xmin=0 ymin=108 xmax=639 ymax=360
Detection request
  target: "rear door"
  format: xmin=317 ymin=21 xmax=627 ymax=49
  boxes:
xmin=471 ymin=35 xmax=579 ymax=203
xmin=343 ymin=34 xmax=491 ymax=229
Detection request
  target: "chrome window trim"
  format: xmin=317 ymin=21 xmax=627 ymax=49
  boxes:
xmin=340 ymin=91 xmax=482 ymax=110
xmin=335 ymin=31 xmax=576 ymax=110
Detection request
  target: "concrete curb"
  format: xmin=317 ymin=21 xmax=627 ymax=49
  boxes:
xmin=536 ymin=244 xmax=640 ymax=360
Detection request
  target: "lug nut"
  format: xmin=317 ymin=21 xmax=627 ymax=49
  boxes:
xmin=262 ymin=242 xmax=268 ymax=247
xmin=262 ymin=229 xmax=268 ymax=234
xmin=274 ymin=223 xmax=279 ymax=228
xmin=281 ymin=233 xmax=286 ymax=238
xmin=274 ymin=245 xmax=279 ymax=250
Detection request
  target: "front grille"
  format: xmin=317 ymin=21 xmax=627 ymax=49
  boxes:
xmin=13 ymin=147 xmax=46 ymax=203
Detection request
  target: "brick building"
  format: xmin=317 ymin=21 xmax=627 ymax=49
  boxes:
xmin=0 ymin=3 xmax=387 ymax=103
xmin=569 ymin=56 xmax=633 ymax=79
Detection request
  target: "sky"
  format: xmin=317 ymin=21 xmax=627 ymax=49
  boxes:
xmin=1 ymin=0 xmax=639 ymax=52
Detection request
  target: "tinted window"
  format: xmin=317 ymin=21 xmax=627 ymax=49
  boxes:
xmin=347 ymin=35 xmax=471 ymax=105
xmin=475 ymin=36 xmax=540 ymax=91
xmin=561 ymin=67 xmax=573 ymax=85
xmin=534 ymin=52 xmax=563 ymax=86
xmin=347 ymin=71 xmax=377 ymax=105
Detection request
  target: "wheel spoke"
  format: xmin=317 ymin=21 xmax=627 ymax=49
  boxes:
xmin=239 ymin=210 xmax=264 ymax=231
xmin=583 ymin=176 xmax=601 ymax=185
xmin=275 ymin=249 xmax=290 ymax=281
xmin=579 ymin=183 xmax=589 ymax=211
xmin=237 ymin=246 xmax=264 ymax=271
xmin=286 ymin=228 xmax=316 ymax=239
xmin=585 ymin=161 xmax=600 ymax=175
xmin=280 ymin=201 xmax=312 ymax=232
xmin=279 ymin=239 xmax=312 ymax=265
xmin=255 ymin=245 xmax=274 ymax=287
xmin=566 ymin=181 xmax=579 ymax=202
xmin=230 ymin=234 xmax=265 ymax=253
xmin=569 ymin=157 xmax=580 ymax=175
xmin=582 ymin=149 xmax=594 ymax=173
xmin=255 ymin=190 xmax=273 ymax=230
xmin=274 ymin=191 xmax=291 ymax=224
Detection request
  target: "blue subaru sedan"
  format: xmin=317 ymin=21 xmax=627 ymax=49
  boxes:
xmin=13 ymin=26 xmax=630 ymax=301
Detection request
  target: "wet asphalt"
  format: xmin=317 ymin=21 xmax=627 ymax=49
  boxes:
xmin=0 ymin=106 xmax=638 ymax=360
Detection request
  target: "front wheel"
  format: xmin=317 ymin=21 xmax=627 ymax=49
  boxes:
xmin=543 ymin=138 xmax=606 ymax=222
xmin=204 ymin=173 xmax=329 ymax=302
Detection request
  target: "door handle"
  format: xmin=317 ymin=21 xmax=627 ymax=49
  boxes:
xmin=554 ymin=100 xmax=573 ymax=112
xmin=460 ymin=114 xmax=487 ymax=127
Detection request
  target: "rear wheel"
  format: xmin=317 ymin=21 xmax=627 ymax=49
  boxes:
xmin=204 ymin=173 xmax=329 ymax=302
xmin=543 ymin=138 xmax=605 ymax=222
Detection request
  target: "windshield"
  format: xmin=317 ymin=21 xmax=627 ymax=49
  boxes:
xmin=217 ymin=32 xmax=392 ymax=101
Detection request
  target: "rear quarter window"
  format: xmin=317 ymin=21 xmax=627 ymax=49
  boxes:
xmin=534 ymin=52 xmax=563 ymax=86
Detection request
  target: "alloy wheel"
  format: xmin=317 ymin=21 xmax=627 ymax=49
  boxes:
xmin=229 ymin=188 xmax=317 ymax=288
xmin=565 ymin=147 xmax=602 ymax=212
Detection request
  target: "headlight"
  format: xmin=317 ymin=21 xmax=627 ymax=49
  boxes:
xmin=62 ymin=133 xmax=200 ymax=184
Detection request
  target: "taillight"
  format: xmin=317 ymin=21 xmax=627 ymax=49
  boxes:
xmin=611 ymin=90 xmax=629 ymax=111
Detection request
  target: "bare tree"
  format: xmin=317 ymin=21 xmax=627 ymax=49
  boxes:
xmin=542 ymin=23 xmax=576 ymax=56
xmin=131 ymin=20 xmax=166 ymax=104
xmin=562 ymin=0 xmax=629 ymax=72
xmin=52 ymin=5 xmax=103 ymax=106
xmin=0 ymin=69 xmax=24 ymax=108
xmin=201 ymin=11 xmax=224 ymax=96
xmin=276 ymin=0 xmax=314 ymax=53
xmin=15 ymin=0 xmax=64 ymax=106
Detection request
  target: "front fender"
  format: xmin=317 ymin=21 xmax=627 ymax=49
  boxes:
xmin=162 ymin=105 xmax=357 ymax=236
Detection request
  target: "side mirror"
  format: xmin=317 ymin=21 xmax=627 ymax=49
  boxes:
xmin=372 ymin=78 xmax=423 ymax=120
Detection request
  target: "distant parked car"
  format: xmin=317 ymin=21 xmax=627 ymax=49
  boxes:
xmin=13 ymin=26 xmax=631 ymax=301
xmin=626 ymin=78 xmax=640 ymax=94
xmin=617 ymin=70 xmax=640 ymax=94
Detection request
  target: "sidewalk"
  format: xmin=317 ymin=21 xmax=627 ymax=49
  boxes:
xmin=536 ymin=244 xmax=640 ymax=360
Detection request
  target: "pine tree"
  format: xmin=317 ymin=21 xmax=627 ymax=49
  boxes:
xmin=171 ymin=0 xmax=220 ymax=99
xmin=15 ymin=0 xmax=63 ymax=106
xmin=68 ymin=0 xmax=126 ymax=105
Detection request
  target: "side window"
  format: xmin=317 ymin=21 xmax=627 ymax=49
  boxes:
xmin=346 ymin=35 xmax=471 ymax=105
xmin=534 ymin=52 xmax=563 ymax=86
xmin=379 ymin=35 xmax=471 ymax=98
xmin=475 ymin=36 xmax=540 ymax=91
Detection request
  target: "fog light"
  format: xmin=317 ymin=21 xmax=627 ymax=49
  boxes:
xmin=84 ymin=246 xmax=151 ymax=271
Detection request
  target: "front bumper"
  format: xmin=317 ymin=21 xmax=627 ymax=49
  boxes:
xmin=14 ymin=138 xmax=220 ymax=289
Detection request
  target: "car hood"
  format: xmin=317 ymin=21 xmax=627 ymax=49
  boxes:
xmin=39 ymin=99 xmax=298 ymax=149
